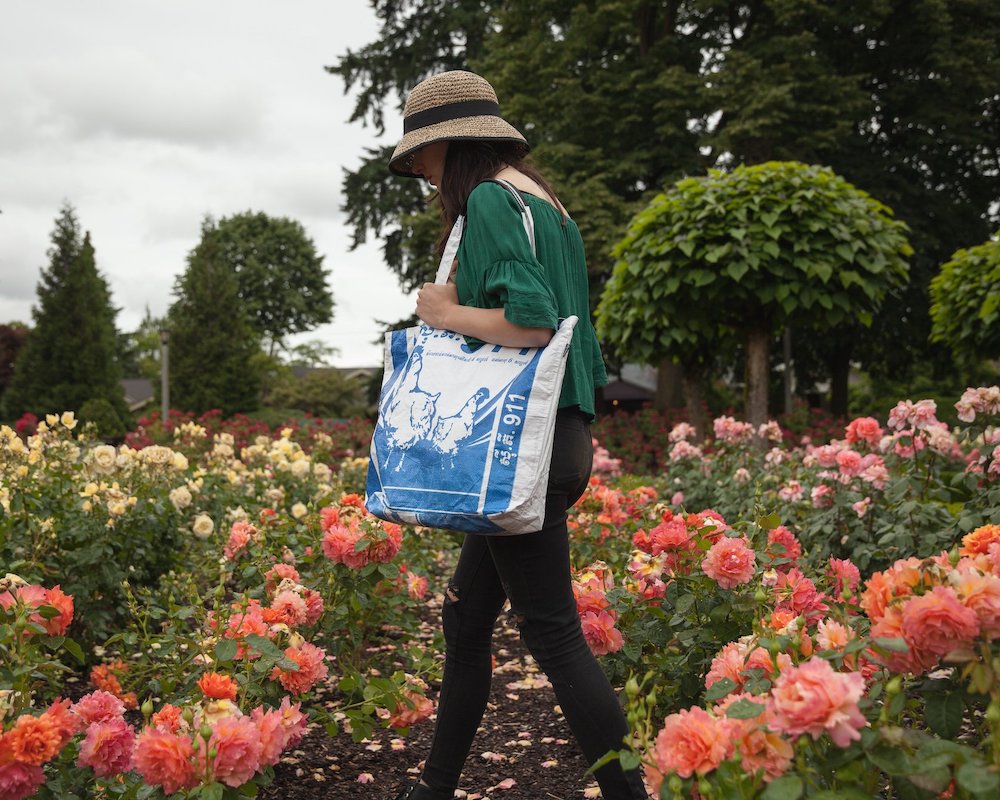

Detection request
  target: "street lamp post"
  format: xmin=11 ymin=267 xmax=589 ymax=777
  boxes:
xmin=159 ymin=328 xmax=170 ymax=424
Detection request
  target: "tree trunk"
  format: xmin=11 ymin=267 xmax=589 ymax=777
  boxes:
xmin=655 ymin=357 xmax=684 ymax=410
xmin=829 ymin=344 xmax=852 ymax=419
xmin=681 ymin=362 xmax=709 ymax=443
xmin=745 ymin=327 xmax=770 ymax=428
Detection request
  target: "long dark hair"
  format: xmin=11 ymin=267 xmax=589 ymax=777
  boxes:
xmin=435 ymin=140 xmax=560 ymax=255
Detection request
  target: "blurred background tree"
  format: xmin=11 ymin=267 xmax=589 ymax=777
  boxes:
xmin=2 ymin=204 xmax=127 ymax=423
xmin=330 ymin=0 xmax=999 ymax=416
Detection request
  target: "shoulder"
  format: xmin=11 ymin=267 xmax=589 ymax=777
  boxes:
xmin=467 ymin=181 xmax=521 ymax=215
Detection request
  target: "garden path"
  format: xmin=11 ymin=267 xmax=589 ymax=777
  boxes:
xmin=261 ymin=616 xmax=596 ymax=800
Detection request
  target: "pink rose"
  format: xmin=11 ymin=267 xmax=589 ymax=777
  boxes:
xmin=702 ymin=536 xmax=756 ymax=590
xmin=768 ymin=658 xmax=866 ymax=747
xmin=77 ymin=717 xmax=136 ymax=777
xmin=200 ymin=714 xmax=262 ymax=788
xmin=580 ymin=610 xmax=624 ymax=656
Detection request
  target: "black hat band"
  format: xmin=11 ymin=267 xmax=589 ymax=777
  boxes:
xmin=403 ymin=99 xmax=502 ymax=134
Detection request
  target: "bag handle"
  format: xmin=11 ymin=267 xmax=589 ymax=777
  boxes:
xmin=434 ymin=179 xmax=536 ymax=285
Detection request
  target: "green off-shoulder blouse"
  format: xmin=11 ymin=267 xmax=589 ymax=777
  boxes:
xmin=455 ymin=181 xmax=608 ymax=419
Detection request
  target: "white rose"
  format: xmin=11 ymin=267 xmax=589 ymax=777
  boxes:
xmin=290 ymin=459 xmax=311 ymax=478
xmin=90 ymin=444 xmax=117 ymax=473
xmin=291 ymin=502 xmax=308 ymax=519
xmin=172 ymin=452 xmax=189 ymax=471
xmin=192 ymin=514 xmax=214 ymax=539
xmin=169 ymin=486 xmax=193 ymax=511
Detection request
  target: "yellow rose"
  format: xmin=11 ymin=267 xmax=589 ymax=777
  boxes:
xmin=61 ymin=411 xmax=77 ymax=430
xmin=192 ymin=514 xmax=214 ymax=539
xmin=291 ymin=502 xmax=308 ymax=519
xmin=45 ymin=414 xmax=59 ymax=427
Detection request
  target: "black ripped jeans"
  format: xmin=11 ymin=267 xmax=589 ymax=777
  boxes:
xmin=421 ymin=408 xmax=648 ymax=799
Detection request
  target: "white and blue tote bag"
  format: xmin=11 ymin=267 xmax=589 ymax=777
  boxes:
xmin=366 ymin=180 xmax=578 ymax=534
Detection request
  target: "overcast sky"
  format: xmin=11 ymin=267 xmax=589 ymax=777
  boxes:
xmin=0 ymin=1 xmax=415 ymax=367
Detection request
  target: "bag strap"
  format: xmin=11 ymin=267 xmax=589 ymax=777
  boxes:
xmin=434 ymin=179 xmax=537 ymax=285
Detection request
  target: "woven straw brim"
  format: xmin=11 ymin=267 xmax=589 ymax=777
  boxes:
xmin=389 ymin=116 xmax=529 ymax=178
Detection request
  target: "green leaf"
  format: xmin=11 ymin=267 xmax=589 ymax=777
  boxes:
xmin=61 ymin=637 xmax=85 ymax=664
xmin=200 ymin=783 xmax=225 ymax=800
xmin=924 ymin=690 xmax=964 ymax=739
xmin=872 ymin=637 xmax=909 ymax=653
xmin=867 ymin=745 xmax=911 ymax=776
xmin=725 ymin=698 xmax=766 ymax=719
xmin=761 ymin=775 xmax=803 ymax=800
xmin=620 ymin=750 xmax=641 ymax=771
xmin=215 ymin=638 xmax=239 ymax=663
xmin=705 ymin=677 xmax=738 ymax=702
xmin=956 ymin=761 xmax=1000 ymax=795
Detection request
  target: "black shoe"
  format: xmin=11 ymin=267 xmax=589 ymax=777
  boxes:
xmin=391 ymin=782 xmax=454 ymax=800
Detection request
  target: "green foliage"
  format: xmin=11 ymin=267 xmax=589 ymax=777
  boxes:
xmin=2 ymin=205 xmax=127 ymax=421
xmin=267 ymin=368 xmax=370 ymax=419
xmin=0 ymin=323 xmax=28 ymax=409
xmin=118 ymin=307 xmax=166 ymax=383
xmin=209 ymin=211 xmax=334 ymax=355
xmin=78 ymin=397 xmax=127 ymax=441
xmin=168 ymin=218 xmax=264 ymax=415
xmin=930 ymin=235 xmax=1000 ymax=364
xmin=596 ymin=161 xmax=911 ymax=423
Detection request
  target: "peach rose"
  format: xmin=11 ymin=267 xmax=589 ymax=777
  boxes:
xmin=200 ymin=714 xmax=262 ymax=788
xmin=961 ymin=524 xmax=1000 ymax=558
xmin=768 ymin=657 xmax=866 ymax=747
xmin=952 ymin=570 xmax=1000 ymax=639
xmin=133 ymin=727 xmax=197 ymax=794
xmin=580 ymin=610 xmax=625 ymax=656
xmin=6 ymin=714 xmax=61 ymax=766
xmin=197 ymin=672 xmax=239 ymax=701
xmin=653 ymin=707 xmax=732 ymax=778
xmin=269 ymin=642 xmax=329 ymax=695
xmin=702 ymin=537 xmax=756 ymax=590
xmin=901 ymin=586 xmax=980 ymax=664
xmin=845 ymin=417 xmax=883 ymax=448
xmin=77 ymin=717 xmax=136 ymax=778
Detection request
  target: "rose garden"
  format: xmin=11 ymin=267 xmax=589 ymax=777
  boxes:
xmin=3 ymin=2 xmax=1000 ymax=798
xmin=2 ymin=383 xmax=999 ymax=799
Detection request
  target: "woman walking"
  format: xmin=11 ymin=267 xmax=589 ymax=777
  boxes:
xmin=387 ymin=70 xmax=648 ymax=800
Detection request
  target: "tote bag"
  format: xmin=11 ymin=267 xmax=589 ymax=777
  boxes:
xmin=365 ymin=180 xmax=578 ymax=534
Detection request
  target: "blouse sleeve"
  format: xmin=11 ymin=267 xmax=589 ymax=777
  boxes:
xmin=462 ymin=183 xmax=559 ymax=331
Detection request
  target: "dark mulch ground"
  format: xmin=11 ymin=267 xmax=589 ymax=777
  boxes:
xmin=259 ymin=613 xmax=596 ymax=800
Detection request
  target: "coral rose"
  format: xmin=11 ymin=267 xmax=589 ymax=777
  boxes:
xmin=0 ymin=758 xmax=45 ymax=800
xmin=200 ymin=714 xmax=263 ymax=788
xmin=198 ymin=672 xmax=239 ymax=701
xmin=270 ymin=642 xmax=329 ymax=695
xmin=580 ymin=610 xmax=624 ymax=656
xmin=845 ymin=416 xmax=883 ymax=448
xmin=952 ymin=570 xmax=1000 ymax=639
xmin=702 ymin=537 xmax=756 ymax=590
xmin=653 ymin=707 xmax=732 ymax=778
xmin=388 ymin=689 xmax=435 ymax=729
xmin=6 ymin=714 xmax=61 ymax=766
xmin=768 ymin=658 xmax=866 ymax=747
xmin=40 ymin=698 xmax=81 ymax=748
xmin=901 ymin=586 xmax=980 ymax=665
xmin=134 ymin=727 xmax=197 ymax=794
xmin=961 ymin=524 xmax=1000 ymax=558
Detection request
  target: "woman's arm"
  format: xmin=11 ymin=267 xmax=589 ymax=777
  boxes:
xmin=416 ymin=283 xmax=554 ymax=348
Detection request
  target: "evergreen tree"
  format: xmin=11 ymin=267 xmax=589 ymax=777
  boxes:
xmin=2 ymin=205 xmax=126 ymax=420
xmin=168 ymin=218 xmax=263 ymax=416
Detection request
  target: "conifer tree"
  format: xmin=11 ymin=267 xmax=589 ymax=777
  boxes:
xmin=3 ymin=205 xmax=126 ymax=420
xmin=168 ymin=218 xmax=263 ymax=415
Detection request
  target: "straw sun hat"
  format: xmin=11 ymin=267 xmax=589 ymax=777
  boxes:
xmin=388 ymin=70 xmax=528 ymax=178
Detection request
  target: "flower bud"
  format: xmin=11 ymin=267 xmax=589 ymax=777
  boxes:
xmin=885 ymin=676 xmax=902 ymax=696
xmin=697 ymin=778 xmax=712 ymax=797
xmin=949 ymin=547 xmax=961 ymax=567
xmin=182 ymin=707 xmax=195 ymax=725
xmin=200 ymin=722 xmax=214 ymax=741
xmin=625 ymin=677 xmax=640 ymax=699
xmin=141 ymin=698 xmax=154 ymax=719
xmin=668 ymin=775 xmax=683 ymax=794
xmin=754 ymin=588 xmax=768 ymax=602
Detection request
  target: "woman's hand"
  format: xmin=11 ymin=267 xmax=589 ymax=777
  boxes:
xmin=415 ymin=282 xmax=459 ymax=329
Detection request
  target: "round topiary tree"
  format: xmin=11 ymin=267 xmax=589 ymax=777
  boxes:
xmin=929 ymin=234 xmax=1000 ymax=367
xmin=596 ymin=161 xmax=912 ymax=431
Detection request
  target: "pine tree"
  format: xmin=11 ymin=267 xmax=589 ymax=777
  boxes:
xmin=168 ymin=218 xmax=263 ymax=415
xmin=3 ymin=205 xmax=126 ymax=420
